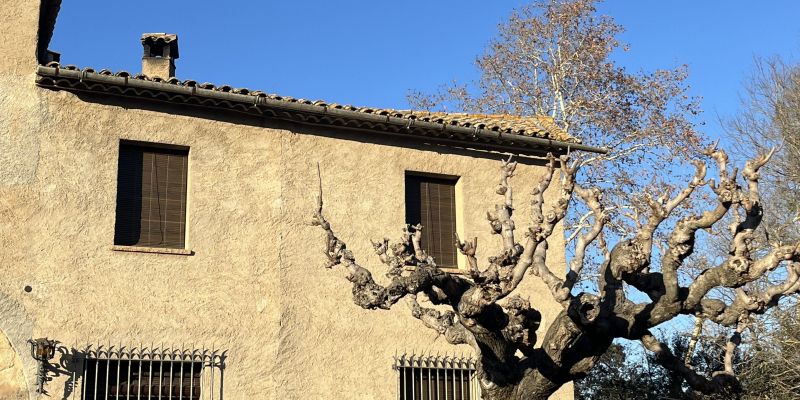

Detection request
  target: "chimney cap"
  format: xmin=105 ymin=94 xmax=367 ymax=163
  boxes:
xmin=141 ymin=33 xmax=178 ymax=43
xmin=141 ymin=33 xmax=179 ymax=58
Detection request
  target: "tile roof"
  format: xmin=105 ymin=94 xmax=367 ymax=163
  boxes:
xmin=384 ymin=111 xmax=576 ymax=142
xmin=40 ymin=63 xmax=577 ymax=142
xmin=36 ymin=63 xmax=605 ymax=154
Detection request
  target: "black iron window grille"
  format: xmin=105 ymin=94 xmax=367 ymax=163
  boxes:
xmin=394 ymin=353 xmax=482 ymax=400
xmin=78 ymin=345 xmax=224 ymax=400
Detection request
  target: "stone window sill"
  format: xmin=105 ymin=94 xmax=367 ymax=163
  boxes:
xmin=439 ymin=267 xmax=468 ymax=275
xmin=111 ymin=245 xmax=194 ymax=256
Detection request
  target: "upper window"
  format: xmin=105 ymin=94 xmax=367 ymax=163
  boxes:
xmin=405 ymin=173 xmax=459 ymax=268
xmin=114 ymin=142 xmax=188 ymax=249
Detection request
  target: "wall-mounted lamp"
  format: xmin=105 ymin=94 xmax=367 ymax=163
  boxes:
xmin=28 ymin=337 xmax=57 ymax=394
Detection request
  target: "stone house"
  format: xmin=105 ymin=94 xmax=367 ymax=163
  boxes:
xmin=0 ymin=1 xmax=602 ymax=399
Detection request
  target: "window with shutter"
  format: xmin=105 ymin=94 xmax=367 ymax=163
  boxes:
xmin=405 ymin=173 xmax=459 ymax=268
xmin=114 ymin=142 xmax=189 ymax=249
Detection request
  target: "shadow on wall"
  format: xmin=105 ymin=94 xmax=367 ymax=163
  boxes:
xmin=36 ymin=344 xmax=228 ymax=400
xmin=66 ymin=91 xmax=555 ymax=168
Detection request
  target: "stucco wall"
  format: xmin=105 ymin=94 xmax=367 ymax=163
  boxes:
xmin=0 ymin=1 xmax=573 ymax=399
xmin=0 ymin=331 xmax=29 ymax=400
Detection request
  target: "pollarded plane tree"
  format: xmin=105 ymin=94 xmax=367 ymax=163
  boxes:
xmin=310 ymin=145 xmax=799 ymax=400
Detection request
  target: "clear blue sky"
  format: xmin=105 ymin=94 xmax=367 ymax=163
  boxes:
xmin=51 ymin=1 xmax=800 ymax=141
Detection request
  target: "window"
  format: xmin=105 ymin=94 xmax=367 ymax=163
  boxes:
xmin=405 ymin=173 xmax=458 ymax=267
xmin=83 ymin=359 xmax=202 ymax=399
xmin=79 ymin=345 xmax=224 ymax=400
xmin=114 ymin=142 xmax=188 ymax=249
xmin=394 ymin=354 xmax=480 ymax=400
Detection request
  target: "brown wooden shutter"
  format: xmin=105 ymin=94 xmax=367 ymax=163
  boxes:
xmin=114 ymin=143 xmax=188 ymax=248
xmin=405 ymin=174 xmax=458 ymax=267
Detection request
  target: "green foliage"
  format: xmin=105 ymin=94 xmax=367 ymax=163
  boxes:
xmin=575 ymin=334 xmax=738 ymax=400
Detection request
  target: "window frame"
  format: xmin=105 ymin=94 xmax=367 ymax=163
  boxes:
xmin=404 ymin=171 xmax=463 ymax=270
xmin=112 ymin=140 xmax=191 ymax=255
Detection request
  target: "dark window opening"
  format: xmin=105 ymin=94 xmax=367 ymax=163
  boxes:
xmin=114 ymin=142 xmax=188 ymax=249
xmin=148 ymin=43 xmax=166 ymax=58
xmin=405 ymin=173 xmax=458 ymax=267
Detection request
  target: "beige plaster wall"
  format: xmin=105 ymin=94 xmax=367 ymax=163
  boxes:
xmin=0 ymin=1 xmax=573 ymax=398
xmin=0 ymin=332 xmax=29 ymax=400
xmin=0 ymin=0 xmax=39 ymax=75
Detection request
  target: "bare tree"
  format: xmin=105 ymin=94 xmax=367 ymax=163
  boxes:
xmin=738 ymin=304 xmax=800 ymax=399
xmin=408 ymin=0 xmax=705 ymax=209
xmin=719 ymin=55 xmax=800 ymax=400
xmin=409 ymin=0 xmax=710 ymax=291
xmin=728 ymin=56 xmax=800 ymax=250
xmin=311 ymin=141 xmax=799 ymax=399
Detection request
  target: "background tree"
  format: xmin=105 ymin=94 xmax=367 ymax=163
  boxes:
xmin=721 ymin=55 xmax=800 ymax=400
xmin=575 ymin=342 xmax=672 ymax=400
xmin=728 ymin=56 xmax=800 ymax=255
xmin=576 ymin=331 xmax=741 ymax=400
xmin=408 ymin=0 xmax=704 ymax=214
xmin=738 ymin=304 xmax=800 ymax=399
xmin=409 ymin=0 xmax=710 ymax=294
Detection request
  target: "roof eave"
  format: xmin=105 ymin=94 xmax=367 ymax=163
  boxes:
xmin=35 ymin=65 xmax=608 ymax=155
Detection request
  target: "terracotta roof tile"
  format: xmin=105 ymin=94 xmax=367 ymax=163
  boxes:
xmin=38 ymin=63 xmax=581 ymax=145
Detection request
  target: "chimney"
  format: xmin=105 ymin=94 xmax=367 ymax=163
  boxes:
xmin=141 ymin=33 xmax=179 ymax=79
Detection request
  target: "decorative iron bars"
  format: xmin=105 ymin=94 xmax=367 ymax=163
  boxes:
xmin=394 ymin=354 xmax=482 ymax=400
xmin=77 ymin=345 xmax=224 ymax=400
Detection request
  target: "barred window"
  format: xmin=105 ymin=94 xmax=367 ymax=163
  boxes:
xmin=394 ymin=354 xmax=481 ymax=400
xmin=405 ymin=173 xmax=459 ymax=268
xmin=79 ymin=345 xmax=224 ymax=400
xmin=114 ymin=141 xmax=189 ymax=249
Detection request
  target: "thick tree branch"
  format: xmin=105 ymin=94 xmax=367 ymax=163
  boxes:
xmin=488 ymin=156 xmax=519 ymax=253
xmin=461 ymin=154 xmax=577 ymax=319
xmin=518 ymin=154 xmax=578 ymax=304
xmin=500 ymin=296 xmax=541 ymax=357
xmin=636 ymin=157 xmax=710 ymax=315
xmin=729 ymin=148 xmax=775 ymax=258
xmin=406 ymin=294 xmax=472 ymax=346
xmin=455 ymin=233 xmax=479 ymax=273
xmin=311 ymin=164 xmax=472 ymax=310
xmin=615 ymin=157 xmax=708 ymax=289
xmin=565 ymin=184 xmax=607 ymax=291
xmin=641 ymin=332 xmax=741 ymax=396
xmin=686 ymin=241 xmax=800 ymax=313
xmin=724 ymin=321 xmax=746 ymax=375
xmin=684 ymin=316 xmax=704 ymax=365
xmin=698 ymin=262 xmax=800 ymax=325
